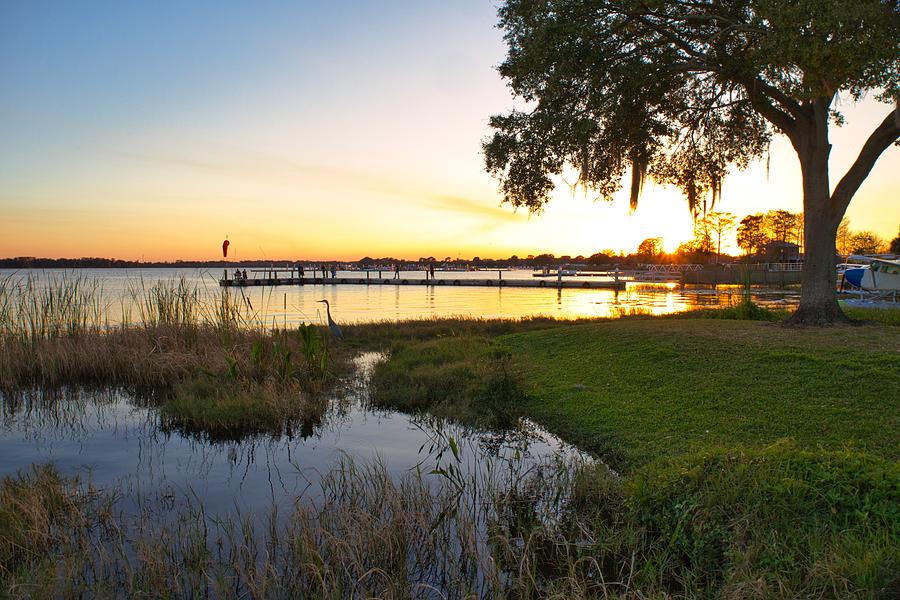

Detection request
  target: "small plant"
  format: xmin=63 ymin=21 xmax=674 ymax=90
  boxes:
xmin=296 ymin=323 xmax=330 ymax=382
xmin=272 ymin=337 xmax=294 ymax=382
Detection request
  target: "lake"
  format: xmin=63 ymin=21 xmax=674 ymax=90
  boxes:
xmin=0 ymin=353 xmax=586 ymax=525
xmin=1 ymin=352 xmax=593 ymax=595
xmin=1 ymin=267 xmax=798 ymax=326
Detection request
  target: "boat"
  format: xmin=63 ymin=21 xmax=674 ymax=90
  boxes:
xmin=533 ymin=266 xmax=577 ymax=277
xmin=842 ymin=256 xmax=900 ymax=292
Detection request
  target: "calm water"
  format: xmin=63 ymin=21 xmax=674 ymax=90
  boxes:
xmin=0 ymin=354 xmax=585 ymax=523
xmin=2 ymin=267 xmax=798 ymax=325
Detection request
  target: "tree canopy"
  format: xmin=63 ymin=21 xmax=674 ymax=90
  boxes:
xmin=484 ymin=0 xmax=899 ymax=216
xmin=484 ymin=0 xmax=900 ymax=323
xmin=848 ymin=231 xmax=885 ymax=254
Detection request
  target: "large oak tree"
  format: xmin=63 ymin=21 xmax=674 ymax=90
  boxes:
xmin=484 ymin=0 xmax=899 ymax=324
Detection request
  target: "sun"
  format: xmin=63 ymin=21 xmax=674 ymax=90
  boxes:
xmin=661 ymin=235 xmax=685 ymax=254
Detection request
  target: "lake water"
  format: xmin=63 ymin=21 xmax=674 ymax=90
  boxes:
xmin=0 ymin=354 xmax=585 ymax=525
xmin=1 ymin=267 xmax=798 ymax=326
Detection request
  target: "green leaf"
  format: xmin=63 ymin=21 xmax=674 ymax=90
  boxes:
xmin=448 ymin=436 xmax=460 ymax=462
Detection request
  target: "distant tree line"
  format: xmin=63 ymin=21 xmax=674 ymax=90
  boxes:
xmin=0 ymin=257 xmax=345 ymax=269
xmin=734 ymin=212 xmax=894 ymax=260
xmin=735 ymin=210 xmax=803 ymax=260
xmin=5 ymin=223 xmax=897 ymax=272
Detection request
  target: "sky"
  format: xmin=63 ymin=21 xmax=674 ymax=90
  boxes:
xmin=1 ymin=1 xmax=898 ymax=262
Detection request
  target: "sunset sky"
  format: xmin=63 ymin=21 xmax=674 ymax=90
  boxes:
xmin=2 ymin=1 xmax=898 ymax=262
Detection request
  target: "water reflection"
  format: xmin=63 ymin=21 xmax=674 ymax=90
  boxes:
xmin=0 ymin=353 xmax=586 ymax=524
xmin=2 ymin=267 xmax=798 ymax=326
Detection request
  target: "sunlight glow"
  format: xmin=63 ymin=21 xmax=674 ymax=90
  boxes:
xmin=0 ymin=3 xmax=897 ymax=261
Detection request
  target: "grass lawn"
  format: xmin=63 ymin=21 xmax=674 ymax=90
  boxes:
xmin=365 ymin=314 xmax=900 ymax=596
xmin=502 ymin=318 xmax=900 ymax=470
xmin=3 ymin=311 xmax=898 ymax=597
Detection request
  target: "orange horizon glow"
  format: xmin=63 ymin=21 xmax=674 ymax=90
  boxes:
xmin=1 ymin=4 xmax=897 ymax=263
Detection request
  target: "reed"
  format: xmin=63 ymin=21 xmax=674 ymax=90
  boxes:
xmin=0 ymin=465 xmax=108 ymax=583
xmin=0 ymin=275 xmax=336 ymax=381
xmin=0 ymin=274 xmax=107 ymax=344
xmin=0 ymin=275 xmax=345 ymax=438
xmin=2 ymin=443 xmax=896 ymax=599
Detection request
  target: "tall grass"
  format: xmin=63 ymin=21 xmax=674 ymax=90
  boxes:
xmin=0 ymin=275 xmax=340 ymax=436
xmin=2 ymin=442 xmax=896 ymax=598
xmin=0 ymin=273 xmax=258 ymax=345
xmin=0 ymin=454 xmax=564 ymax=598
xmin=128 ymin=276 xmax=201 ymax=330
xmin=0 ymin=274 xmax=107 ymax=343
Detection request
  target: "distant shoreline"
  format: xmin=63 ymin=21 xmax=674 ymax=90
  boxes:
xmin=0 ymin=255 xmax=620 ymax=270
xmin=1 ymin=258 xmax=312 ymax=269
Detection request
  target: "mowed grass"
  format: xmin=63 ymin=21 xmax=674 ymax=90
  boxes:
xmin=501 ymin=318 xmax=900 ymax=470
xmin=365 ymin=314 xmax=900 ymax=597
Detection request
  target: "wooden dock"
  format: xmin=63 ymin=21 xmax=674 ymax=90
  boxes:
xmin=219 ymin=276 xmax=626 ymax=290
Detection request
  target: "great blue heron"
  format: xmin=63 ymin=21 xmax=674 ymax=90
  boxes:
xmin=317 ymin=299 xmax=343 ymax=340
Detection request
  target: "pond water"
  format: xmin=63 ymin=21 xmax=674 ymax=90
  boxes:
xmin=1 ymin=267 xmax=798 ymax=325
xmin=0 ymin=354 xmax=586 ymax=525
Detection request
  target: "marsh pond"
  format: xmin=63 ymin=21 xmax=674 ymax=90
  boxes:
xmin=1 ymin=353 xmax=594 ymax=598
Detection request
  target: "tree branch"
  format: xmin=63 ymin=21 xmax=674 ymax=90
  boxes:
xmin=831 ymin=107 xmax=900 ymax=214
xmin=751 ymin=77 xmax=804 ymax=120
xmin=741 ymin=79 xmax=797 ymax=139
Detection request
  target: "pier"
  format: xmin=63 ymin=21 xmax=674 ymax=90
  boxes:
xmin=219 ymin=272 xmax=626 ymax=290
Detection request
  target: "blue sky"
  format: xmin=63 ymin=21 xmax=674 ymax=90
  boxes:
xmin=1 ymin=1 xmax=897 ymax=260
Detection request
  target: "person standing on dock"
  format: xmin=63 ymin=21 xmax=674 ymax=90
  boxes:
xmin=429 ymin=263 xmax=435 ymax=281
xmin=297 ymin=262 xmax=304 ymax=279
xmin=394 ymin=263 xmax=400 ymax=279
xmin=331 ymin=264 xmax=337 ymax=278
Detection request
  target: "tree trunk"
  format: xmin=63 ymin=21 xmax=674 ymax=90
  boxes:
xmin=787 ymin=104 xmax=851 ymax=325
xmin=788 ymin=204 xmax=848 ymax=324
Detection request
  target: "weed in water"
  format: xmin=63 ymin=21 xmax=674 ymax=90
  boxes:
xmin=2 ymin=444 xmax=896 ymax=598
